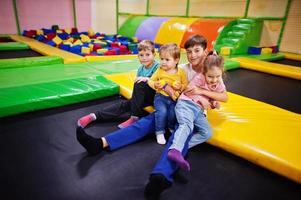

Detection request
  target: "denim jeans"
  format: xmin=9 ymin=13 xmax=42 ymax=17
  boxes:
xmin=170 ymin=99 xmax=212 ymax=152
xmin=154 ymin=94 xmax=176 ymax=135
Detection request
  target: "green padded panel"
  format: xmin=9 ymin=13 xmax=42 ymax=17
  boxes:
xmin=0 ymin=56 xmax=63 ymax=69
xmin=0 ymin=42 xmax=29 ymax=50
xmin=0 ymin=75 xmax=119 ymax=117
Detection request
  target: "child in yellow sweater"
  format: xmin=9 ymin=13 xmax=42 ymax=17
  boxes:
xmin=148 ymin=43 xmax=188 ymax=144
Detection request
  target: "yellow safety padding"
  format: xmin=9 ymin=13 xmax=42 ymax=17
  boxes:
xmin=282 ymin=52 xmax=301 ymax=61
xmin=105 ymin=72 xmax=301 ymax=183
xmin=232 ymin=57 xmax=301 ymax=80
xmin=86 ymin=54 xmax=137 ymax=62
xmin=155 ymin=17 xmax=198 ymax=46
xmin=10 ymin=35 xmax=85 ymax=64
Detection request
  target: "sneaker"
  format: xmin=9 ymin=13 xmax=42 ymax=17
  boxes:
xmin=118 ymin=117 xmax=137 ymax=129
xmin=77 ymin=113 xmax=96 ymax=128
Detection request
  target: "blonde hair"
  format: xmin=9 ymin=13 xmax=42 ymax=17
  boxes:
xmin=159 ymin=43 xmax=180 ymax=63
xmin=203 ymin=51 xmax=225 ymax=77
xmin=138 ymin=40 xmax=155 ymax=53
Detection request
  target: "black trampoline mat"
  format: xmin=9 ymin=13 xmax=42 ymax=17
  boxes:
xmin=0 ymin=96 xmax=300 ymax=200
xmin=272 ymin=59 xmax=301 ymax=67
xmin=225 ymin=68 xmax=301 ymax=114
xmin=0 ymin=37 xmax=14 ymax=42
xmin=0 ymin=49 xmax=43 ymax=59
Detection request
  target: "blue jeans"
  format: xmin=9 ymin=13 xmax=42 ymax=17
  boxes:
xmin=170 ymin=100 xmax=211 ymax=152
xmin=105 ymin=113 xmax=155 ymax=151
xmin=104 ymin=108 xmax=212 ymax=183
xmin=154 ymin=94 xmax=176 ymax=135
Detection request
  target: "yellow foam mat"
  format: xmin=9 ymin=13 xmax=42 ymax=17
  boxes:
xmin=10 ymin=35 xmax=85 ymax=64
xmin=282 ymin=52 xmax=301 ymax=61
xmin=106 ymin=72 xmax=301 ymax=184
xmin=232 ymin=57 xmax=301 ymax=80
xmin=86 ymin=54 xmax=137 ymax=62
xmin=154 ymin=17 xmax=198 ymax=46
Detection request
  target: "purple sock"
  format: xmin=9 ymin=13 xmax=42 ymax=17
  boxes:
xmin=167 ymin=149 xmax=190 ymax=171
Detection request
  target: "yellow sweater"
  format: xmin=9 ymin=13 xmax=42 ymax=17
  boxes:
xmin=148 ymin=67 xmax=188 ymax=97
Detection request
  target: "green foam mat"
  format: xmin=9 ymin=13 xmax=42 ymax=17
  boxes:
xmin=0 ymin=75 xmax=119 ymax=117
xmin=0 ymin=56 xmax=63 ymax=69
xmin=0 ymin=42 xmax=29 ymax=50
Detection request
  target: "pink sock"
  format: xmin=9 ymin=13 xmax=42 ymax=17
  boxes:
xmin=77 ymin=113 xmax=96 ymax=128
xmin=118 ymin=116 xmax=138 ymax=129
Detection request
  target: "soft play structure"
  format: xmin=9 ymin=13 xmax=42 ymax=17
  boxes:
xmin=1 ymin=1 xmax=301 ymax=193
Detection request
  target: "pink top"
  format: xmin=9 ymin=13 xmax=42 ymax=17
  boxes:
xmin=179 ymin=73 xmax=226 ymax=109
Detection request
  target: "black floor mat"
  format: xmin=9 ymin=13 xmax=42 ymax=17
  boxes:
xmin=0 ymin=96 xmax=300 ymax=200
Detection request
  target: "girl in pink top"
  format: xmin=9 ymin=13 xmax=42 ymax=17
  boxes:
xmin=167 ymin=52 xmax=227 ymax=171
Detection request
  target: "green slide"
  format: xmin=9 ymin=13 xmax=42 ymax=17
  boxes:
xmin=214 ymin=18 xmax=263 ymax=55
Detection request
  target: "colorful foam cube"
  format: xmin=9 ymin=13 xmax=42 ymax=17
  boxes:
xmin=220 ymin=47 xmax=232 ymax=56
xmin=93 ymin=44 xmax=102 ymax=51
xmin=73 ymin=39 xmax=83 ymax=46
xmin=64 ymin=28 xmax=71 ymax=34
xmin=81 ymin=46 xmax=91 ymax=54
xmin=248 ymin=46 xmax=261 ymax=55
xmin=261 ymin=47 xmax=272 ymax=55
xmin=52 ymin=36 xmax=63 ymax=45
xmin=36 ymin=29 xmax=44 ymax=35
xmin=60 ymin=44 xmax=70 ymax=51
xmin=97 ymin=48 xmax=108 ymax=53
xmin=269 ymin=46 xmax=279 ymax=53
xmin=70 ymin=45 xmax=81 ymax=54
xmin=80 ymin=34 xmax=91 ymax=43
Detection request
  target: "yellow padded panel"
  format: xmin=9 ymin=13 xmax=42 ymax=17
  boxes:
xmin=282 ymin=52 xmax=301 ymax=61
xmin=105 ymin=72 xmax=301 ymax=183
xmin=10 ymin=35 xmax=85 ymax=64
xmin=155 ymin=17 xmax=198 ymax=46
xmin=232 ymin=57 xmax=301 ymax=80
xmin=86 ymin=54 xmax=137 ymax=62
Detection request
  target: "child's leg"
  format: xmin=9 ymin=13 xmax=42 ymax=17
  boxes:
xmin=77 ymin=113 xmax=156 ymax=153
xmin=167 ymin=101 xmax=176 ymax=132
xmin=130 ymin=82 xmax=155 ymax=117
xmin=154 ymin=94 xmax=168 ymax=145
xmin=105 ymin=113 xmax=156 ymax=150
xmin=145 ymin=132 xmax=192 ymax=198
xmin=188 ymin=111 xmax=212 ymax=149
xmin=169 ymin=100 xmax=195 ymax=152
xmin=94 ymin=99 xmax=131 ymax=122
xmin=167 ymin=100 xmax=195 ymax=170
xmin=118 ymin=82 xmax=153 ymax=128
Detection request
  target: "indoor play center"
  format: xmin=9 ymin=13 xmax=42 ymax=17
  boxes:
xmin=0 ymin=0 xmax=300 ymax=199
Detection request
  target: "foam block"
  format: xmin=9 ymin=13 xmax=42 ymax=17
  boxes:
xmin=220 ymin=47 xmax=232 ymax=56
xmin=261 ymin=47 xmax=272 ymax=55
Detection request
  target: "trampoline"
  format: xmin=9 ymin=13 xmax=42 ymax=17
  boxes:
xmin=0 ymin=49 xmax=43 ymax=59
xmin=271 ymin=59 xmax=301 ymax=68
xmin=0 ymin=68 xmax=300 ymax=200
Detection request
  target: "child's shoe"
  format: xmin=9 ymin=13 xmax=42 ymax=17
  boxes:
xmin=156 ymin=134 xmax=166 ymax=145
xmin=118 ymin=117 xmax=138 ymax=129
xmin=167 ymin=149 xmax=190 ymax=171
xmin=77 ymin=113 xmax=96 ymax=128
